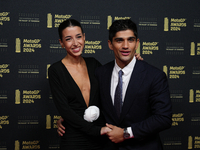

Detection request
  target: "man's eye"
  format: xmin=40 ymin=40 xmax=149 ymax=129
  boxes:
xmin=129 ymin=38 xmax=134 ymax=42
xmin=77 ymin=36 xmax=82 ymax=38
xmin=117 ymin=40 xmax=123 ymax=42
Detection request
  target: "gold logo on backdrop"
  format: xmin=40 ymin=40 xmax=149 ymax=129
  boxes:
xmin=114 ymin=16 xmax=131 ymax=20
xmin=15 ymin=89 xmax=20 ymax=104
xmin=197 ymin=43 xmax=200 ymax=55
xmin=194 ymin=136 xmax=200 ymax=148
xmin=196 ymin=90 xmax=200 ymax=102
xmin=107 ymin=16 xmax=131 ymax=30
xmin=15 ymin=38 xmax=21 ymax=53
xmin=22 ymin=141 xmax=40 ymax=149
xmin=22 ymin=90 xmax=41 ymax=104
xmin=142 ymin=42 xmax=159 ymax=55
xmin=170 ymin=18 xmax=187 ymax=31
xmin=47 ymin=13 xmax=52 ymax=28
xmin=164 ymin=17 xmax=169 ymax=31
xmin=23 ymin=39 xmax=41 ymax=53
xmin=136 ymin=42 xmax=140 ymax=54
xmin=172 ymin=113 xmax=184 ymax=126
xmin=169 ymin=66 xmax=185 ymax=79
xmin=15 ymin=140 xmax=20 ymax=150
xmin=47 ymin=64 xmax=51 ymax=79
xmin=189 ymin=89 xmax=194 ymax=103
xmin=84 ymin=41 xmax=102 ymax=54
xmin=190 ymin=42 xmax=195 ymax=56
xmin=0 ymin=64 xmax=10 ymax=78
xmin=188 ymin=136 xmax=192 ymax=149
xmin=107 ymin=15 xmax=112 ymax=29
xmin=163 ymin=65 xmax=168 ymax=76
xmin=54 ymin=14 xmax=72 ymax=28
xmin=0 ymin=115 xmax=9 ymax=129
xmin=0 ymin=12 xmax=10 ymax=26
xmin=53 ymin=115 xmax=61 ymax=128
xmin=46 ymin=115 xmax=51 ymax=129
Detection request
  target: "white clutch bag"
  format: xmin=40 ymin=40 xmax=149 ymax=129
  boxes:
xmin=83 ymin=106 xmax=100 ymax=122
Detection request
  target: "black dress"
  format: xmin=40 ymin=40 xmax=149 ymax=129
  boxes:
xmin=48 ymin=57 xmax=105 ymax=150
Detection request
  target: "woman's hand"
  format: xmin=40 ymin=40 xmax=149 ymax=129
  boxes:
xmin=135 ymin=53 xmax=143 ymax=60
xmin=100 ymin=126 xmax=112 ymax=135
xmin=57 ymin=117 xmax=65 ymax=136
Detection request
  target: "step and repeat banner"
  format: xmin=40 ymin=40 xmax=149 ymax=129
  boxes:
xmin=0 ymin=0 xmax=200 ymax=149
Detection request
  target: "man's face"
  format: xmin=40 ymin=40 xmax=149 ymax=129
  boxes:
xmin=108 ymin=29 xmax=139 ymax=68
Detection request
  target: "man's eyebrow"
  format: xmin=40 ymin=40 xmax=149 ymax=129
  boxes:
xmin=128 ymin=36 xmax=136 ymax=39
xmin=114 ymin=36 xmax=136 ymax=40
xmin=114 ymin=37 xmax=123 ymax=40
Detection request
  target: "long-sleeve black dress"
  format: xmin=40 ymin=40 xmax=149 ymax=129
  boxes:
xmin=48 ymin=57 xmax=105 ymax=150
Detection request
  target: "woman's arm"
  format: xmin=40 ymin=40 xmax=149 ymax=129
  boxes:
xmin=48 ymin=65 xmax=102 ymax=136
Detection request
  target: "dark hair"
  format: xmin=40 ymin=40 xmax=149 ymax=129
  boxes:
xmin=58 ymin=19 xmax=84 ymax=41
xmin=109 ymin=19 xmax=138 ymax=42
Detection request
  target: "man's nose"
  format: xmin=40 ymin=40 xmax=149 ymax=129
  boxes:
xmin=122 ymin=40 xmax=128 ymax=49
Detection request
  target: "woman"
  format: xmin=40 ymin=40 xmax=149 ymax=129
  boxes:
xmin=48 ymin=19 xmax=110 ymax=150
xmin=48 ymin=19 xmax=143 ymax=149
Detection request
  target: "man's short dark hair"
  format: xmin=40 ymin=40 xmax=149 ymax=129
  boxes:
xmin=109 ymin=19 xmax=138 ymax=42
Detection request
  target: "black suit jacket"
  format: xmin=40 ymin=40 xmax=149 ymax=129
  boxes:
xmin=96 ymin=60 xmax=172 ymax=150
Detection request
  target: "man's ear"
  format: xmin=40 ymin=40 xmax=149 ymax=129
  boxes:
xmin=59 ymin=39 xmax=64 ymax=48
xmin=108 ymin=40 xmax=113 ymax=50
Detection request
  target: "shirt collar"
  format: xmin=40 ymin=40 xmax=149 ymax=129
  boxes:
xmin=114 ymin=56 xmax=136 ymax=76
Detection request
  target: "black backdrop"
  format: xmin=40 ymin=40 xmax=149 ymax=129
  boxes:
xmin=0 ymin=0 xmax=200 ymax=149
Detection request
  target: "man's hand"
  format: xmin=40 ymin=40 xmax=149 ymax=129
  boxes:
xmin=57 ymin=117 xmax=65 ymax=136
xmin=106 ymin=123 xmax=124 ymax=143
xmin=100 ymin=126 xmax=112 ymax=135
xmin=135 ymin=53 xmax=143 ymax=60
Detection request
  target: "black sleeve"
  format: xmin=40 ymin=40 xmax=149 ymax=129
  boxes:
xmin=132 ymin=71 xmax=172 ymax=139
xmin=48 ymin=64 xmax=101 ymax=136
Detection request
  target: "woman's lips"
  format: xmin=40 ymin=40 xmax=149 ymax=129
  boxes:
xmin=72 ymin=47 xmax=81 ymax=53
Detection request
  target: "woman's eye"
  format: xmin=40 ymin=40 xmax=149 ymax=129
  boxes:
xmin=66 ymin=38 xmax=71 ymax=41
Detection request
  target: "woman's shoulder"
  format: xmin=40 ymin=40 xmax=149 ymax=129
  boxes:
xmin=83 ymin=57 xmax=102 ymax=68
xmin=84 ymin=57 xmax=98 ymax=63
xmin=49 ymin=60 xmax=63 ymax=71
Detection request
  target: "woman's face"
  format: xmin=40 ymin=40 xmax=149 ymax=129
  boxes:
xmin=59 ymin=26 xmax=85 ymax=57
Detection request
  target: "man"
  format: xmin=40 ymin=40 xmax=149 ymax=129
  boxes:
xmin=57 ymin=19 xmax=172 ymax=149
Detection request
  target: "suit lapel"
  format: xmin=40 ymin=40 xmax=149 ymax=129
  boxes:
xmin=102 ymin=61 xmax=121 ymax=123
xmin=120 ymin=60 xmax=146 ymax=122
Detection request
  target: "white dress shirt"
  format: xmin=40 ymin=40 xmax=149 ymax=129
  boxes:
xmin=110 ymin=56 xmax=136 ymax=138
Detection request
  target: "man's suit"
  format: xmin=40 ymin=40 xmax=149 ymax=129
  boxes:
xmin=96 ymin=59 xmax=172 ymax=150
